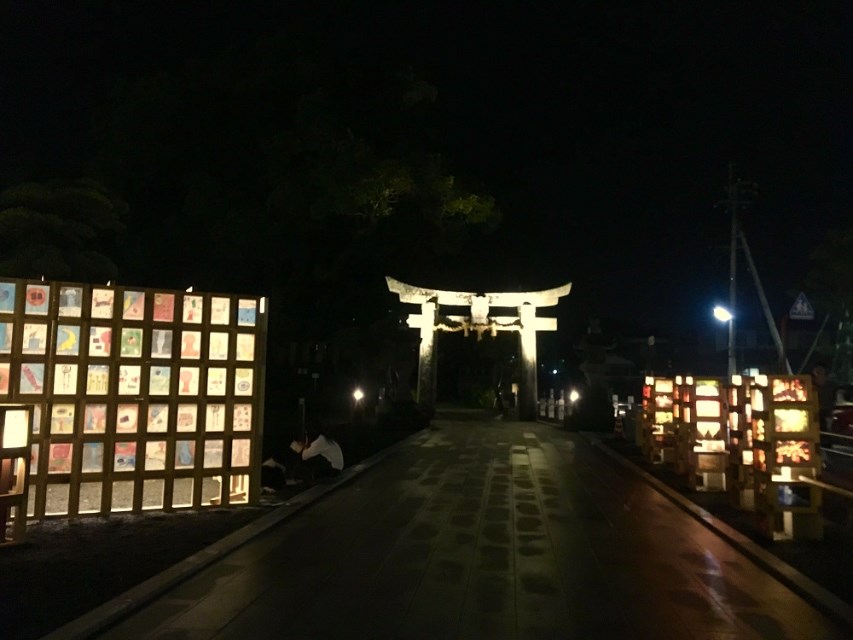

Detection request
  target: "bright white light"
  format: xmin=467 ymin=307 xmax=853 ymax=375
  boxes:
xmin=353 ymin=388 xmax=364 ymax=402
xmin=552 ymin=369 xmax=558 ymax=375
xmin=713 ymin=306 xmax=733 ymax=322
xmin=186 ymin=286 xmax=194 ymax=292
xmin=569 ymin=390 xmax=580 ymax=403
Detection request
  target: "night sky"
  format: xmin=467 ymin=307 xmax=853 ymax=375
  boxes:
xmin=1 ymin=2 xmax=849 ymax=341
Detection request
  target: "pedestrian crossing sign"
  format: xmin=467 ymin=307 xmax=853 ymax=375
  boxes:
xmin=789 ymin=292 xmax=815 ymax=320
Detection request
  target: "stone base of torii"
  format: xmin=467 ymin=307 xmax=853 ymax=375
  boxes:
xmin=386 ymin=277 xmax=572 ymax=421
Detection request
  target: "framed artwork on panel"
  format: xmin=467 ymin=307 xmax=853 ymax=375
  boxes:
xmin=87 ymin=365 xmax=110 ymax=395
xmin=234 ymin=368 xmax=253 ymax=396
xmin=19 ymin=363 xmax=45 ymax=394
xmin=31 ymin=405 xmax=42 ymax=433
xmin=233 ymin=404 xmax=252 ymax=431
xmin=22 ymin=323 xmax=48 ymax=354
xmin=116 ymin=404 xmax=139 ymax=433
xmin=118 ymin=365 xmax=142 ymax=395
xmin=58 ymin=287 xmax=83 ymax=317
xmin=145 ymin=441 xmax=167 ymax=470
xmin=81 ymin=442 xmax=104 ymax=473
xmin=122 ymin=291 xmax=145 ymax=320
xmin=88 ymin=326 xmax=112 ymax=357
xmin=203 ymin=440 xmax=223 ymax=468
xmin=0 ymin=282 xmax=16 ymax=313
xmin=53 ymin=363 xmax=79 ymax=395
xmin=210 ymin=297 xmax=230 ymax=325
xmin=236 ymin=334 xmax=255 ymax=361
xmin=84 ymin=404 xmax=107 ymax=433
xmin=149 ymin=365 xmax=171 ymax=395
xmin=30 ymin=443 xmax=39 ymax=474
xmin=147 ymin=403 xmax=169 ymax=432
xmin=56 ymin=325 xmax=81 ymax=355
xmin=91 ymin=288 xmax=114 ymax=319
xmin=180 ymin=331 xmax=202 ymax=359
xmin=0 ymin=322 xmax=13 ymax=353
xmin=175 ymin=441 xmax=195 ymax=468
xmin=208 ymin=332 xmax=229 ymax=360
xmin=178 ymin=367 xmax=199 ymax=395
xmin=183 ymin=295 xmax=203 ymax=324
xmin=50 ymin=404 xmax=75 ymax=434
xmin=152 ymin=292 xmax=175 ymax=322
xmin=231 ymin=439 xmax=251 ymax=467
xmin=237 ymin=299 xmax=256 ymax=326
xmin=25 ymin=284 xmax=50 ymax=315
xmin=0 ymin=363 xmax=10 ymax=395
xmin=151 ymin=329 xmax=173 ymax=358
xmin=176 ymin=404 xmax=197 ymax=432
xmin=120 ymin=328 xmax=143 ymax=357
xmin=114 ymin=442 xmax=137 ymax=471
xmin=205 ymin=404 xmax=225 ymax=431
xmin=48 ymin=443 xmax=73 ymax=473
xmin=207 ymin=368 xmax=227 ymax=396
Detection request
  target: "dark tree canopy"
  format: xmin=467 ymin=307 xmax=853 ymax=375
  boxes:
xmin=0 ymin=179 xmax=126 ymax=281
xmin=91 ymin=40 xmax=501 ymax=337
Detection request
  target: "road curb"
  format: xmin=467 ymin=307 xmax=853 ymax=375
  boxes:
xmin=581 ymin=431 xmax=853 ymax=632
xmin=41 ymin=428 xmax=431 ymax=640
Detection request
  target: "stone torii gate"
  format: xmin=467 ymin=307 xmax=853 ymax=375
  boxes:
xmin=386 ymin=276 xmax=572 ymax=421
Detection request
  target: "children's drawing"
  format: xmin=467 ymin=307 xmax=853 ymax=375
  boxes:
xmin=116 ymin=404 xmax=138 ymax=433
xmin=205 ymin=404 xmax=225 ymax=431
xmin=53 ymin=363 xmax=79 ymax=395
xmin=151 ymin=329 xmax=173 ymax=357
xmin=0 ymin=322 xmax=13 ymax=353
xmin=149 ymin=365 xmax=171 ymax=395
xmin=234 ymin=368 xmax=253 ymax=396
xmin=183 ymin=294 xmax=203 ymax=324
xmin=120 ymin=328 xmax=143 ymax=357
xmin=178 ymin=367 xmax=199 ymax=395
xmin=0 ymin=282 xmax=16 ymax=313
xmin=81 ymin=442 xmax=104 ymax=473
xmin=22 ymin=323 xmax=48 ymax=354
xmin=231 ymin=439 xmax=251 ymax=467
xmin=237 ymin=299 xmax=256 ymax=326
xmin=19 ymin=363 xmax=45 ymax=394
xmin=58 ymin=287 xmax=83 ymax=317
xmin=50 ymin=404 xmax=75 ymax=434
xmin=176 ymin=404 xmax=197 ymax=431
xmin=147 ymin=404 xmax=169 ymax=432
xmin=84 ymin=404 xmax=107 ymax=433
xmin=203 ymin=440 xmax=224 ymax=468
xmin=88 ymin=326 xmax=112 ymax=357
xmin=236 ymin=334 xmax=255 ymax=361
xmin=145 ymin=441 xmax=167 ymax=470
xmin=175 ymin=441 xmax=195 ymax=468
xmin=91 ymin=288 xmax=114 ymax=319
xmin=0 ymin=363 xmax=10 ymax=395
xmin=87 ymin=365 xmax=110 ymax=395
xmin=122 ymin=291 xmax=145 ymax=320
xmin=56 ymin=324 xmax=81 ymax=356
xmin=206 ymin=368 xmax=227 ymax=396
xmin=48 ymin=443 xmax=73 ymax=473
xmin=118 ymin=365 xmax=141 ymax=395
xmin=233 ymin=404 xmax=252 ymax=431
xmin=210 ymin=297 xmax=230 ymax=325
xmin=152 ymin=292 xmax=175 ymax=322
xmin=208 ymin=332 xmax=229 ymax=360
xmin=181 ymin=331 xmax=201 ymax=359
xmin=25 ymin=284 xmax=50 ymax=315
xmin=114 ymin=442 xmax=137 ymax=471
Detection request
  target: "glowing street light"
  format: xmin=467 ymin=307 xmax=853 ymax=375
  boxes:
xmin=569 ymin=389 xmax=580 ymax=403
xmin=713 ymin=306 xmax=733 ymax=322
xmin=353 ymin=388 xmax=364 ymax=403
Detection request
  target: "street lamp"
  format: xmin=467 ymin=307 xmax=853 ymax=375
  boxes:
xmin=713 ymin=305 xmax=736 ymax=376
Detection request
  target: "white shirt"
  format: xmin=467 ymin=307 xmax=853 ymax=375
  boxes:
xmin=301 ymin=434 xmax=344 ymax=470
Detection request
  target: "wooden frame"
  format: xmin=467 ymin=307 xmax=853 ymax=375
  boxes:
xmin=0 ymin=278 xmax=267 ymax=519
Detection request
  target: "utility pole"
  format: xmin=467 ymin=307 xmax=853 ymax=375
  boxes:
xmin=726 ymin=163 xmax=738 ymax=378
xmin=723 ymin=163 xmax=759 ymax=378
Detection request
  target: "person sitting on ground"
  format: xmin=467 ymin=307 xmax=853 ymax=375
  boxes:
xmin=289 ymin=422 xmax=344 ymax=482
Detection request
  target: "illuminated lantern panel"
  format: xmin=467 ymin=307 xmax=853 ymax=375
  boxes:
xmin=0 ymin=278 xmax=267 ymax=519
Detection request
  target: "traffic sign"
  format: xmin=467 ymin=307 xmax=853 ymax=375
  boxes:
xmin=789 ymin=292 xmax=815 ymax=320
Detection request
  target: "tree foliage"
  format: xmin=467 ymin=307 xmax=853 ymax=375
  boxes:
xmin=802 ymin=223 xmax=853 ymax=315
xmin=0 ymin=179 xmax=126 ymax=281
xmin=91 ymin=42 xmax=501 ymax=336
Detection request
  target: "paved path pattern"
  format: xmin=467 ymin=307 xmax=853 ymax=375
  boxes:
xmin=96 ymin=417 xmax=848 ymax=639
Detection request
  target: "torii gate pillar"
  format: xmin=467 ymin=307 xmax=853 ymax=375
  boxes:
xmin=518 ymin=303 xmax=539 ymax=421
xmin=417 ymin=301 xmax=438 ymax=407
